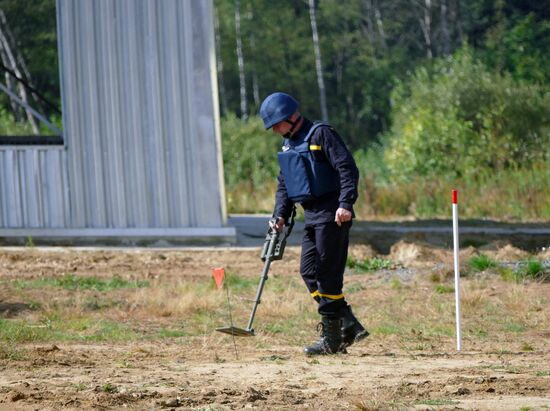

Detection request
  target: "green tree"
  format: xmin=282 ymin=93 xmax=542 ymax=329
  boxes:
xmin=384 ymin=48 xmax=550 ymax=181
xmin=0 ymin=0 xmax=59 ymax=112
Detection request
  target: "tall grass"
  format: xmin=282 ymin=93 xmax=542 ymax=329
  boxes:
xmin=354 ymin=160 xmax=550 ymax=220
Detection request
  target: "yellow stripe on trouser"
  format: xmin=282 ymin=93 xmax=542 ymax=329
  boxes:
xmin=309 ymin=145 xmax=322 ymax=150
xmin=311 ymin=290 xmax=345 ymax=300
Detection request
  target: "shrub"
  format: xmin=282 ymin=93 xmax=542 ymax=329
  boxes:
xmin=516 ymin=260 xmax=549 ymax=282
xmin=220 ymin=114 xmax=281 ymax=213
xmin=468 ymin=254 xmax=498 ymax=272
xmin=384 ymin=48 xmax=550 ymax=181
xmin=0 ymin=107 xmax=36 ymax=135
xmin=220 ymin=114 xmax=280 ymax=189
xmin=347 ymin=257 xmax=393 ymax=272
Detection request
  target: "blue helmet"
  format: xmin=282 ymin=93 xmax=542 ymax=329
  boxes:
xmin=259 ymin=92 xmax=299 ymax=129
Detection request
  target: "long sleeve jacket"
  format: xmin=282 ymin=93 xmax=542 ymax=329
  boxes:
xmin=274 ymin=118 xmax=359 ymax=225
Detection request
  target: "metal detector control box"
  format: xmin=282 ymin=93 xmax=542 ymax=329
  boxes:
xmin=260 ymin=228 xmax=287 ymax=261
xmin=260 ymin=214 xmax=295 ymax=262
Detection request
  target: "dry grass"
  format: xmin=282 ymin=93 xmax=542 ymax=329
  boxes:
xmin=1 ymin=247 xmax=549 ymax=354
xmin=226 ymin=163 xmax=550 ymax=220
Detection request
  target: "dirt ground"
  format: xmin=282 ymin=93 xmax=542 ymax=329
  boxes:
xmin=0 ymin=244 xmax=549 ymax=410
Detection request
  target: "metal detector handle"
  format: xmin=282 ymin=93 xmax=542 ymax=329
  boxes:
xmin=260 ymin=207 xmax=296 ymax=262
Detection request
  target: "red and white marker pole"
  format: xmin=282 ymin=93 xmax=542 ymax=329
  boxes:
xmin=452 ymin=189 xmax=462 ymax=351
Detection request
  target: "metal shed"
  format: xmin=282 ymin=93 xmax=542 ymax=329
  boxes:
xmin=0 ymin=0 xmax=235 ymax=245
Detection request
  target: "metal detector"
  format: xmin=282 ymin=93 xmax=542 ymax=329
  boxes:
xmin=216 ymin=209 xmax=296 ymax=337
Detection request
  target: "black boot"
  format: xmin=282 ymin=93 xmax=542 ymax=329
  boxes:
xmin=341 ymin=305 xmax=369 ymax=349
xmin=304 ymin=316 xmax=343 ymax=356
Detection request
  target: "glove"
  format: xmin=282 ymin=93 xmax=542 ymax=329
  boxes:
xmin=269 ymin=217 xmax=286 ymax=232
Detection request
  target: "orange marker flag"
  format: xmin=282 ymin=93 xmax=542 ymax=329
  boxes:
xmin=212 ymin=267 xmax=225 ymax=289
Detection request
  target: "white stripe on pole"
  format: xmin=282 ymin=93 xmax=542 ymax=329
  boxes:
xmin=452 ymin=189 xmax=462 ymax=351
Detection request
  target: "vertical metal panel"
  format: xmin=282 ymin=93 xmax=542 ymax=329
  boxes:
xmin=0 ymin=147 xmax=68 ymax=228
xmin=57 ymin=0 xmax=227 ymax=229
xmin=0 ymin=0 xmax=227 ymax=234
xmin=188 ymin=0 xmax=228 ymax=223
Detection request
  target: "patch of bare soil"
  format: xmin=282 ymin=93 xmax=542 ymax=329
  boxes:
xmin=1 ymin=344 xmax=549 ymax=410
xmin=1 ymin=245 xmax=549 ymax=410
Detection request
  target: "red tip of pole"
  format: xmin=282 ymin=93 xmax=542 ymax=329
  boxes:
xmin=452 ymin=190 xmax=458 ymax=204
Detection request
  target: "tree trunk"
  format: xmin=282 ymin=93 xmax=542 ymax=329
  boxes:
xmin=308 ymin=0 xmax=328 ymax=122
xmin=214 ymin=5 xmax=228 ymax=116
xmin=373 ymin=1 xmax=388 ymax=50
xmin=0 ymin=49 xmax=20 ymax=119
xmin=234 ymin=0 xmax=248 ymax=120
xmin=415 ymin=0 xmax=433 ymax=59
xmin=451 ymin=0 xmax=464 ymax=44
xmin=0 ymin=10 xmax=42 ymax=113
xmin=0 ymin=13 xmax=39 ymax=133
xmin=440 ymin=0 xmax=451 ymax=55
xmin=247 ymin=5 xmax=260 ymax=109
xmin=360 ymin=0 xmax=376 ymax=44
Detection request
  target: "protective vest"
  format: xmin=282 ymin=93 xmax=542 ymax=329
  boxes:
xmin=278 ymin=122 xmax=340 ymax=203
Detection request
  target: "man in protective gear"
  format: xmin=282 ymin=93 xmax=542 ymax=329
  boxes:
xmin=260 ymin=92 xmax=369 ymax=355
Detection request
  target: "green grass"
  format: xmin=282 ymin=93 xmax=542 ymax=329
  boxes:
xmin=500 ymin=260 xmax=549 ymax=282
xmin=102 ymin=383 xmax=117 ymax=393
xmin=424 ymin=326 xmax=455 ymax=337
xmin=0 ymin=318 xmax=138 ymax=343
xmin=499 ymin=267 xmax=521 ymax=282
xmin=13 ymin=274 xmax=149 ymax=292
xmin=468 ymin=328 xmax=488 ymax=338
xmin=504 ymin=322 xmax=525 ymax=333
xmin=0 ymin=342 xmax=25 ymax=360
xmin=390 ymin=277 xmax=403 ymax=290
xmin=82 ymin=298 xmax=121 ymax=311
xmin=372 ymin=324 xmax=402 ymax=335
xmin=468 ymin=254 xmax=498 ymax=272
xmin=346 ymin=283 xmax=366 ymax=293
xmin=535 ymin=371 xmax=550 ymax=376
xmin=263 ymin=323 xmax=286 ymax=334
xmin=519 ymin=260 xmax=548 ymax=281
xmin=223 ymin=272 xmax=259 ymax=291
xmin=263 ymin=316 xmax=310 ymax=336
xmin=347 ymin=257 xmax=393 ymax=272
xmin=156 ymin=328 xmax=188 ymax=338
xmin=434 ymin=284 xmax=454 ymax=294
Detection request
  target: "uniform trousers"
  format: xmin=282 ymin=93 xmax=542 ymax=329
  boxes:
xmin=299 ymin=220 xmax=351 ymax=317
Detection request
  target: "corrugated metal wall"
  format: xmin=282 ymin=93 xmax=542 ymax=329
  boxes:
xmin=0 ymin=147 xmax=70 ymax=228
xmin=57 ymin=0 xmax=226 ymax=229
xmin=0 ymin=0 xmax=228 ymax=236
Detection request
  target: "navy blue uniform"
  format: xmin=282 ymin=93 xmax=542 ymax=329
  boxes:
xmin=273 ymin=118 xmax=359 ymax=317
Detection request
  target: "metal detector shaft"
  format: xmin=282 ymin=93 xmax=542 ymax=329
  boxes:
xmin=216 ymin=209 xmax=295 ymax=337
xmin=244 ymin=229 xmax=279 ymax=332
